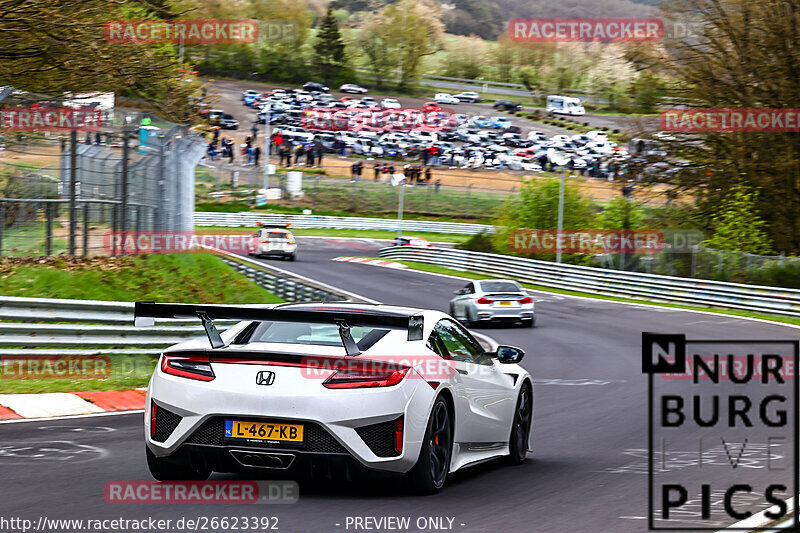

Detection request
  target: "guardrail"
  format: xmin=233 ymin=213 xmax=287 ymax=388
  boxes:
xmin=0 ymin=255 xmax=357 ymax=355
xmin=194 ymin=212 xmax=493 ymax=235
xmin=379 ymin=247 xmax=800 ymax=318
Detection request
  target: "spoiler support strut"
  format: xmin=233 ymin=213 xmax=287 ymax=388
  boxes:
xmin=197 ymin=312 xmax=226 ymax=349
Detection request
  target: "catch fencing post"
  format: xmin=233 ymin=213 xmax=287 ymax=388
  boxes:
xmin=68 ymin=130 xmax=77 ymax=256
xmin=0 ymin=203 xmax=4 ymax=256
xmin=120 ymin=127 xmax=130 ymax=252
xmin=82 ymin=202 xmax=89 ymax=257
xmin=44 ymin=202 xmax=53 ymax=256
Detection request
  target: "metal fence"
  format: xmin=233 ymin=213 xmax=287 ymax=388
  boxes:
xmin=379 ymin=246 xmax=800 ymax=317
xmin=0 ymin=86 xmax=205 ymax=256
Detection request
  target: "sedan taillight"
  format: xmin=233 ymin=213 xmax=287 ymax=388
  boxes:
xmin=519 ymin=297 xmax=533 ymax=304
xmin=476 ymin=297 xmax=494 ymax=304
xmin=323 ymin=367 xmax=409 ymax=389
xmin=161 ymin=354 xmax=215 ymax=381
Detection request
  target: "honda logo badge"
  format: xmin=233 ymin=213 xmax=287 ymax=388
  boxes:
xmin=255 ymin=370 xmax=275 ymax=386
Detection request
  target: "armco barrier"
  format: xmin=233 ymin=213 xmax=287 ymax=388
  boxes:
xmin=0 ymin=258 xmax=357 ymax=356
xmin=379 ymin=246 xmax=800 ymax=318
xmin=194 ymin=212 xmax=493 ymax=235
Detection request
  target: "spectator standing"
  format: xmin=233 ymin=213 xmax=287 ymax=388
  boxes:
xmin=315 ymin=140 xmax=324 ymax=167
xmin=251 ymin=122 xmax=259 ymax=140
xmin=373 ymin=162 xmax=381 ymax=182
xmin=254 ymin=146 xmax=261 ymax=167
xmin=425 ymin=166 xmax=432 ymax=184
xmin=307 ymin=144 xmax=315 ymax=167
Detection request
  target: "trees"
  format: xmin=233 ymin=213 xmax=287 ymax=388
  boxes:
xmin=492 ymin=177 xmax=595 ymax=261
xmin=651 ymin=0 xmax=800 ymax=253
xmin=353 ymin=0 xmax=443 ymax=90
xmin=0 ymin=0 xmax=198 ymax=120
xmin=381 ymin=0 xmax=444 ymax=89
xmin=312 ymin=6 xmax=347 ymax=86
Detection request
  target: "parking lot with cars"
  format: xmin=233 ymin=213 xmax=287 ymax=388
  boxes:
xmin=206 ymin=79 xmax=664 ymax=180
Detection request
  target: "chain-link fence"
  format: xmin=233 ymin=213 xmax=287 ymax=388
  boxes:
xmin=0 ymin=87 xmax=206 ymax=256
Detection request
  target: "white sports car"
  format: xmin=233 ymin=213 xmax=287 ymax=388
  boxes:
xmin=137 ymin=302 xmax=533 ymax=494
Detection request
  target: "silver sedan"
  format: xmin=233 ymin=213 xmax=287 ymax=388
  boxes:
xmin=449 ymin=279 xmax=535 ymax=327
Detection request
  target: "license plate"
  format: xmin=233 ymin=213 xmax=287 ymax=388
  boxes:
xmin=224 ymin=420 xmax=304 ymax=443
xmin=500 ymin=301 xmax=512 ymax=306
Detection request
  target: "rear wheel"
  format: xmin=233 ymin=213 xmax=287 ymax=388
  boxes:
xmin=522 ymin=316 xmax=535 ymax=328
xmin=408 ymin=397 xmax=452 ymax=494
xmin=146 ymin=447 xmax=211 ymax=481
xmin=288 ymin=254 xmax=296 ymax=261
xmin=507 ymin=383 xmax=533 ymax=465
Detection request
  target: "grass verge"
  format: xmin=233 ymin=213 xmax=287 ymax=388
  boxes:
xmin=0 ymin=254 xmax=284 ymax=303
xmin=389 ymin=259 xmax=800 ymax=327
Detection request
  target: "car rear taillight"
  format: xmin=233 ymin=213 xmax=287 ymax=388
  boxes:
xmin=519 ymin=297 xmax=533 ymax=304
xmin=150 ymin=401 xmax=157 ymax=438
xmin=395 ymin=417 xmax=404 ymax=454
xmin=160 ymin=354 xmax=215 ymax=381
xmin=476 ymin=297 xmax=494 ymax=304
xmin=323 ymin=367 xmax=409 ymax=389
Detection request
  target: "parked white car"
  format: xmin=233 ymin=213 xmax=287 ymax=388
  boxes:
xmin=381 ymin=98 xmax=402 ymax=109
xmin=434 ymin=93 xmax=460 ymax=105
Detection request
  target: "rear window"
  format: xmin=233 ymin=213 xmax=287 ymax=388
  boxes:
xmin=267 ymin=231 xmax=291 ymax=239
xmin=480 ymin=281 xmax=520 ymax=293
xmin=247 ymin=321 xmax=381 ymax=346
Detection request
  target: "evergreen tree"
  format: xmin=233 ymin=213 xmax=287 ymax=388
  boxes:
xmin=312 ymin=6 xmax=346 ymax=86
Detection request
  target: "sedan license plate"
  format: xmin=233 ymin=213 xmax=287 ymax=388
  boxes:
xmin=499 ymin=301 xmax=512 ymax=306
xmin=224 ymin=420 xmax=304 ymax=443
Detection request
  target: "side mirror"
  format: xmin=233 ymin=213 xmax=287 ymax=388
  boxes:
xmin=495 ymin=345 xmax=525 ymax=364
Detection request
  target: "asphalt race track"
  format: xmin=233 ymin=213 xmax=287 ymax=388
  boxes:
xmin=1 ymin=237 xmax=797 ymax=533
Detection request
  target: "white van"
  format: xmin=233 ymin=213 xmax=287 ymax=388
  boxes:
xmin=547 ymin=95 xmax=586 ymax=116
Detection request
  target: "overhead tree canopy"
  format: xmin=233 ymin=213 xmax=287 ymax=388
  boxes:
xmin=0 ymin=0 xmax=200 ymax=120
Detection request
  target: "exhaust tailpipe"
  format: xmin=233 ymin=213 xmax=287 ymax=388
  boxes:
xmin=230 ymin=450 xmax=296 ymax=469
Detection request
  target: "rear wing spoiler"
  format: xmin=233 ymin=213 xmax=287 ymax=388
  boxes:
xmin=134 ymin=302 xmax=424 ymax=356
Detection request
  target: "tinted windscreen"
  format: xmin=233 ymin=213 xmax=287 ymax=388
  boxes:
xmin=480 ymin=281 xmax=520 ymax=293
xmin=267 ymin=232 xmax=289 ymax=239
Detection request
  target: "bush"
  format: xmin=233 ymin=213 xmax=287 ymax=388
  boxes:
xmin=457 ymin=231 xmax=497 ymax=254
xmin=748 ymin=260 xmax=800 ymax=288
